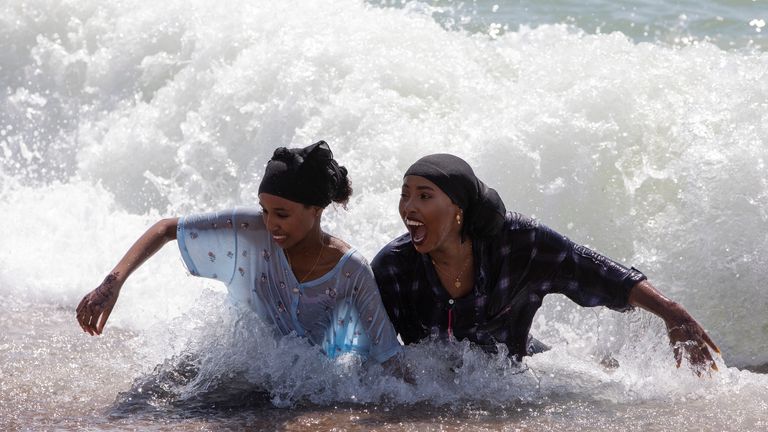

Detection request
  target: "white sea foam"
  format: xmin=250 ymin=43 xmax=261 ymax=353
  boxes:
xmin=1 ymin=0 xmax=767 ymax=417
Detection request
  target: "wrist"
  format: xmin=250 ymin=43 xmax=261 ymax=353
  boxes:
xmin=660 ymin=301 xmax=689 ymax=326
xmin=102 ymin=271 xmax=124 ymax=292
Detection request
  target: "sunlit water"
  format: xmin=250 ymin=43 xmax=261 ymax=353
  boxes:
xmin=1 ymin=0 xmax=767 ymax=430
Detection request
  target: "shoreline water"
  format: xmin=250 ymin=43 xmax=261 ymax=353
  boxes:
xmin=2 ymin=295 xmax=767 ymax=431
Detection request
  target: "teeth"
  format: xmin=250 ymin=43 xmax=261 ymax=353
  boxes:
xmin=405 ymin=218 xmax=424 ymax=226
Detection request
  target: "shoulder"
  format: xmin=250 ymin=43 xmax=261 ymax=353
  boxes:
xmin=217 ymin=207 xmax=266 ymax=234
xmin=503 ymin=211 xmax=573 ymax=253
xmin=231 ymin=207 xmax=264 ymax=224
xmin=502 ymin=212 xmax=569 ymax=239
xmin=181 ymin=207 xmax=263 ymax=226
xmin=492 ymin=212 xmax=571 ymax=253
xmin=503 ymin=211 xmax=539 ymax=231
xmin=339 ymin=249 xmax=377 ymax=281
xmin=487 ymin=212 xmax=539 ymax=248
xmin=328 ymin=235 xmax=353 ymax=255
xmin=343 ymin=248 xmax=371 ymax=271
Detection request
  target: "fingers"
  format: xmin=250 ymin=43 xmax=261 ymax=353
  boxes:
xmin=692 ymin=330 xmax=720 ymax=373
xmin=76 ymin=295 xmax=88 ymax=313
xmin=76 ymin=295 xmax=102 ymax=336
xmin=668 ymin=320 xmax=721 ymax=375
xmin=87 ymin=305 xmax=102 ymax=336
xmin=83 ymin=309 xmax=95 ymax=335
xmin=701 ymin=331 xmax=720 ymax=354
xmin=678 ymin=339 xmax=719 ymax=376
xmin=77 ymin=283 xmax=120 ymax=336
xmin=77 ymin=296 xmax=98 ymax=335
xmin=688 ymin=344 xmax=708 ymax=377
xmin=96 ymin=304 xmax=114 ymax=335
xmin=673 ymin=344 xmax=682 ymax=368
xmin=686 ymin=320 xmax=720 ymax=355
xmin=696 ymin=340 xmax=719 ymax=373
xmin=76 ymin=297 xmax=89 ymax=333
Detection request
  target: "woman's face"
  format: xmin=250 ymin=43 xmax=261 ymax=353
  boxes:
xmin=399 ymin=175 xmax=461 ymax=254
xmin=259 ymin=193 xmax=321 ymax=250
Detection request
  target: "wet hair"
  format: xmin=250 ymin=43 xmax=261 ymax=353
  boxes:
xmin=332 ymin=165 xmax=353 ymax=206
xmin=258 ymin=141 xmax=352 ymax=208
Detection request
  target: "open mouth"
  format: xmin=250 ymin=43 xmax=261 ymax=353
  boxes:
xmin=404 ymin=218 xmax=426 ymax=245
xmin=272 ymin=233 xmax=287 ymax=243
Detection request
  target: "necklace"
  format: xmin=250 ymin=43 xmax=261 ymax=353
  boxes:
xmin=431 ymin=243 xmax=472 ymax=290
xmin=286 ymin=234 xmax=325 ymax=283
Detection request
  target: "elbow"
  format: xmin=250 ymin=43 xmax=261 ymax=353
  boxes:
xmin=154 ymin=217 xmax=179 ymax=242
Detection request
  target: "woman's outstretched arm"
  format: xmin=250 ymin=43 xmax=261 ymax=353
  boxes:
xmin=76 ymin=217 xmax=179 ymax=336
xmin=628 ymin=279 xmax=720 ymax=374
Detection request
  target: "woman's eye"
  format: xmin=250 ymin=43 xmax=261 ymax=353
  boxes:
xmin=420 ymin=193 xmax=431 ymax=200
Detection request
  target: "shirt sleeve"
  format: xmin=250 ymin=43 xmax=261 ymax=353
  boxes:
xmin=533 ymin=223 xmax=646 ymax=312
xmin=177 ymin=209 xmax=239 ymax=285
xmin=348 ymin=255 xmax=403 ymax=363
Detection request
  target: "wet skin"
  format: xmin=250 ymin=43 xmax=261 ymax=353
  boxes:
xmin=399 ymin=175 xmax=474 ymax=299
xmin=397 ymin=176 xmax=720 ymax=375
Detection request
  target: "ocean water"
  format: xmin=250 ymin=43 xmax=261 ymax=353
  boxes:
xmin=1 ymin=0 xmax=767 ymax=430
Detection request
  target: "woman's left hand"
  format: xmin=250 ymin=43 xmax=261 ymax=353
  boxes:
xmin=628 ymin=280 xmax=720 ymax=375
xmin=664 ymin=307 xmax=720 ymax=375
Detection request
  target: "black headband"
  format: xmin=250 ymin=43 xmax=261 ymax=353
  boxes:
xmin=258 ymin=141 xmax=343 ymax=207
xmin=404 ymin=154 xmax=506 ymax=238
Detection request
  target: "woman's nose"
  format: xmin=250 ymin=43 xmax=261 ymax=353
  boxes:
xmin=400 ymin=196 xmax=414 ymax=214
xmin=264 ymin=213 xmax=277 ymax=231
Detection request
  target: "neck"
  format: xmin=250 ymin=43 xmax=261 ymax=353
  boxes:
xmin=286 ymin=228 xmax=325 ymax=257
xmin=430 ymin=236 xmax=471 ymax=266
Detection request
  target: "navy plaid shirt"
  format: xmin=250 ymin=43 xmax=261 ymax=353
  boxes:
xmin=371 ymin=212 xmax=647 ymax=359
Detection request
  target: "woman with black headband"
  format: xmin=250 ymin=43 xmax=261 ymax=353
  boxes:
xmin=77 ymin=141 xmax=405 ymax=370
xmin=372 ymin=153 xmax=719 ymax=373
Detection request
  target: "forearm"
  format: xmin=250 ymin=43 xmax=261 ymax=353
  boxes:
xmin=108 ymin=217 xmax=179 ymax=285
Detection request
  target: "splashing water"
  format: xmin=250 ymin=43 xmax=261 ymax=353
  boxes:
xmin=1 ymin=0 xmax=767 ymax=430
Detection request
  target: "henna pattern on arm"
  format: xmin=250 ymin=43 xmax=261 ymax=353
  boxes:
xmin=90 ymin=272 xmax=121 ymax=308
xmin=77 ymin=272 xmax=122 ymax=332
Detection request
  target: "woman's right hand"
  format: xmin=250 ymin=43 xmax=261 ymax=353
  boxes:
xmin=76 ymin=272 xmax=123 ymax=335
xmin=75 ymin=218 xmax=179 ymax=336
